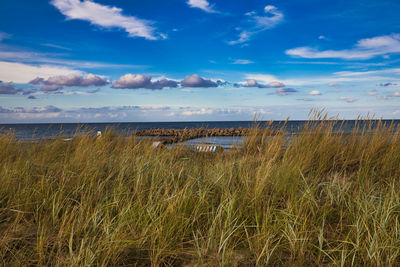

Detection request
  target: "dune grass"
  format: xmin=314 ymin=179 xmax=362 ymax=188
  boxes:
xmin=0 ymin=112 xmax=400 ymax=266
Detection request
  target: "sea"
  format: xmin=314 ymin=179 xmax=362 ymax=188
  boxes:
xmin=1 ymin=120 xmax=399 ymax=149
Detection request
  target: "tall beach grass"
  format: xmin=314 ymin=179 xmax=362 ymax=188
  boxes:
xmin=0 ymin=111 xmax=400 ymax=266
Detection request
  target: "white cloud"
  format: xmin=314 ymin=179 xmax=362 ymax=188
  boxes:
xmin=243 ymin=74 xmax=278 ymax=84
xmin=0 ymin=61 xmax=80 ymax=84
xmin=243 ymin=79 xmax=284 ymax=88
xmin=254 ymin=5 xmax=284 ymax=29
xmin=0 ymin=50 xmax=143 ymax=69
xmin=334 ymin=68 xmax=400 ymax=77
xmin=339 ymin=97 xmax=358 ymax=103
xmin=245 ymin=11 xmax=256 ymax=16
xmin=392 ymin=91 xmax=400 ymax=97
xmin=30 ymin=73 xmax=108 ymax=91
xmin=182 ymin=108 xmax=214 ymax=116
xmin=112 ymin=74 xmax=178 ymax=89
xmin=230 ymin=5 xmax=283 ymax=45
xmin=274 ymin=87 xmax=297 ymax=96
xmin=268 ymin=81 xmax=285 ymax=88
xmin=187 ymin=0 xmax=217 ymax=13
xmin=245 ymin=67 xmax=400 ymax=86
xmin=286 ymin=34 xmax=400 ymax=60
xmin=50 ymin=0 xmax=162 ymax=40
xmin=376 ymin=95 xmax=389 ymax=100
xmin=0 ymin=82 xmax=22 ymax=95
xmin=309 ymin=90 xmax=321 ymax=95
xmin=231 ymin=59 xmax=254 ymax=65
xmin=42 ymin=43 xmax=71 ymax=51
xmin=181 ymin=74 xmax=217 ymax=87
xmin=229 ymin=31 xmax=251 ymax=45
xmin=328 ymin=83 xmax=341 ymax=87
xmin=0 ymin=32 xmax=11 ymax=42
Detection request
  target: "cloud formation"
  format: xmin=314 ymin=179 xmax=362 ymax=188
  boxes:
xmin=0 ymin=105 xmax=62 ymax=114
xmin=51 ymin=0 xmax=163 ymax=40
xmin=112 ymin=74 xmax=178 ymax=89
xmin=339 ymin=97 xmax=358 ymax=103
xmin=0 ymin=61 xmax=81 ymax=84
xmin=181 ymin=108 xmax=213 ymax=116
xmin=328 ymin=83 xmax=341 ymax=87
xmin=379 ymin=82 xmax=396 ymax=87
xmin=231 ymin=59 xmax=254 ymax=65
xmin=286 ymin=34 xmax=400 ymax=60
xmin=245 ymin=68 xmax=400 ymax=86
xmin=0 ymin=81 xmax=36 ymax=95
xmin=0 ymin=82 xmax=22 ymax=95
xmin=275 ymin=87 xmax=297 ymax=96
xmin=391 ymin=91 xmax=400 ymax=97
xmin=0 ymin=50 xmax=144 ymax=70
xmin=297 ymin=98 xmax=317 ymax=102
xmin=0 ymin=32 xmax=11 ymax=42
xmin=181 ymin=74 xmax=217 ymax=87
xmin=187 ymin=0 xmax=217 ymax=13
xmin=244 ymin=79 xmax=284 ymax=88
xmin=30 ymin=73 xmax=108 ymax=92
xmin=309 ymin=90 xmax=321 ymax=95
xmin=230 ymin=5 xmax=283 ymax=45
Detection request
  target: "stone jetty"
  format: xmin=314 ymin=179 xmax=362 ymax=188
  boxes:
xmin=135 ymin=127 xmax=278 ymax=144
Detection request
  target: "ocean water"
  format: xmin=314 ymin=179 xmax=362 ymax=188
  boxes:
xmin=1 ymin=120 xmax=399 ymax=148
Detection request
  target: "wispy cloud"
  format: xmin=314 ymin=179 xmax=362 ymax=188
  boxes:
xmin=273 ymin=87 xmax=297 ymax=96
xmin=50 ymin=0 xmax=164 ymax=40
xmin=379 ymin=82 xmax=396 ymax=87
xmin=229 ymin=5 xmax=283 ymax=45
xmin=286 ymin=34 xmax=400 ymax=60
xmin=182 ymin=108 xmax=213 ymax=116
xmin=0 ymin=32 xmax=11 ymax=42
xmin=0 ymin=61 xmax=80 ymax=84
xmin=328 ymin=83 xmax=341 ymax=87
xmin=0 ymin=50 xmax=145 ymax=69
xmin=245 ymin=67 xmax=400 ymax=86
xmin=231 ymin=59 xmax=254 ymax=65
xmin=0 ymin=105 xmax=62 ymax=114
xmin=41 ymin=43 xmax=72 ymax=51
xmin=391 ymin=91 xmax=400 ymax=97
xmin=334 ymin=68 xmax=400 ymax=77
xmin=187 ymin=0 xmax=217 ymax=13
xmin=339 ymin=97 xmax=358 ymax=103
xmin=297 ymin=98 xmax=318 ymax=102
xmin=0 ymin=104 xmax=273 ymax=122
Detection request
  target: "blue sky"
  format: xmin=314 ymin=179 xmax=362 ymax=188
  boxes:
xmin=0 ymin=0 xmax=400 ymax=122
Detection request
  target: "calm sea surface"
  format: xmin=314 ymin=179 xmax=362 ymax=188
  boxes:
xmin=1 ymin=120 xmax=399 ymax=148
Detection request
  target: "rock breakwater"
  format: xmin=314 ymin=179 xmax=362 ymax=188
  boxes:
xmin=135 ymin=127 xmax=278 ymax=144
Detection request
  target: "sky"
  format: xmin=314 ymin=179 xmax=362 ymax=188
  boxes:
xmin=0 ymin=0 xmax=400 ymax=123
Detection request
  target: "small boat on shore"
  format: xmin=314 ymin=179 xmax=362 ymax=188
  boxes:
xmin=195 ymin=144 xmax=224 ymax=152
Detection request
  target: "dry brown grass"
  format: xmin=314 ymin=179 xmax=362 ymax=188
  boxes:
xmin=0 ymin=111 xmax=399 ymax=266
